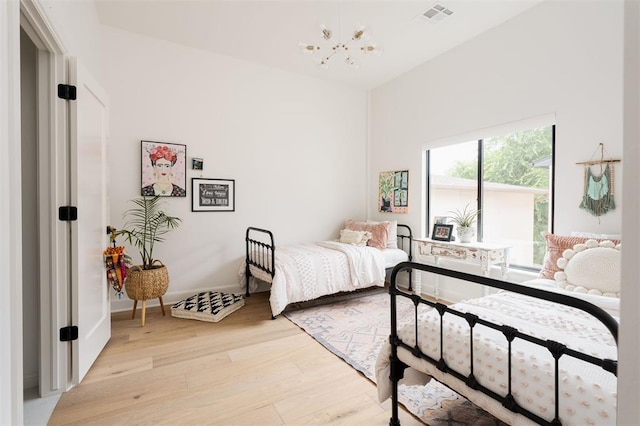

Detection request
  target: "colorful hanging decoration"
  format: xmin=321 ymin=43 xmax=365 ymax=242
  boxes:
xmin=577 ymin=143 xmax=620 ymax=217
xmin=103 ymin=227 xmax=131 ymax=298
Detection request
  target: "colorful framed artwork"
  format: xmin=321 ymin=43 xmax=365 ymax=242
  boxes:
xmin=192 ymin=178 xmax=235 ymax=212
xmin=141 ymin=140 xmax=187 ymax=197
xmin=379 ymin=170 xmax=409 ymax=213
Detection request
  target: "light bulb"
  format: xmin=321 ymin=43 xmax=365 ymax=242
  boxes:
xmin=321 ymin=25 xmax=332 ymax=40
xmin=361 ymin=44 xmax=382 ymax=56
xmin=351 ymin=26 xmax=368 ymax=41
xmin=299 ymin=42 xmax=319 ymax=55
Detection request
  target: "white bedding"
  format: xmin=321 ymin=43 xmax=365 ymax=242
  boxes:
xmin=376 ymin=286 xmax=618 ymax=425
xmin=245 ymin=241 xmax=386 ymax=316
xmin=382 ymin=247 xmax=409 ymax=268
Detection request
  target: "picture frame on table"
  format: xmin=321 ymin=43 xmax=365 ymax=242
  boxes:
xmin=431 ymin=224 xmax=454 ymax=241
xmin=192 ymin=178 xmax=235 ymax=212
xmin=433 ymin=216 xmax=448 ymax=225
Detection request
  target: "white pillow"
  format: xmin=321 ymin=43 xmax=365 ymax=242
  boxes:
xmin=339 ymin=229 xmax=372 ymax=246
xmin=570 ymin=231 xmax=621 ymax=240
xmin=367 ymin=220 xmax=398 ymax=249
xmin=554 ymin=239 xmax=621 ymax=297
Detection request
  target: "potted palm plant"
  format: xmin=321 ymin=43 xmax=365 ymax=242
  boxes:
xmin=448 ymin=204 xmax=480 ymax=243
xmin=117 ymin=196 xmax=181 ymax=269
xmin=116 ymin=196 xmax=181 ymax=325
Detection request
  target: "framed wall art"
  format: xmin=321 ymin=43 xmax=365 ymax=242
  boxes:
xmin=192 ymin=178 xmax=235 ymax=212
xmin=379 ymin=170 xmax=409 ymax=214
xmin=141 ymin=140 xmax=187 ymax=197
xmin=192 ymin=157 xmax=203 ymax=170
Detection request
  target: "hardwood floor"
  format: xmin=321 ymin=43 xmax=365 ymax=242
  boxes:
xmin=48 ymin=292 xmax=423 ymax=425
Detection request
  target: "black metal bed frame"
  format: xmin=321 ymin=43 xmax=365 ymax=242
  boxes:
xmin=245 ymin=226 xmax=275 ymax=297
xmin=244 ymin=224 xmax=414 ymax=298
xmin=387 ymin=261 xmax=618 ymax=426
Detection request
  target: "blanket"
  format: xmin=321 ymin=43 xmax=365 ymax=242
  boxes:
xmin=376 ymin=290 xmax=618 ymax=426
xmin=244 ymin=241 xmax=385 ymax=316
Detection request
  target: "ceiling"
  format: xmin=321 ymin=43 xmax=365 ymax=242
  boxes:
xmin=95 ymin=0 xmax=544 ymax=90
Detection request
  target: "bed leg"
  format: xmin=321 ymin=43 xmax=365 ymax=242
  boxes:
xmin=245 ymin=264 xmax=251 ymax=297
xmin=389 ymin=354 xmax=407 ymax=426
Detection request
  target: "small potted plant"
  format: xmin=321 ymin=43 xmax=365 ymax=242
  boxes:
xmin=448 ymin=204 xmax=479 ymax=243
xmin=116 ymin=196 xmax=181 ymax=325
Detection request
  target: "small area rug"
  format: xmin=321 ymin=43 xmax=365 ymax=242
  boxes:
xmin=283 ymin=290 xmax=506 ymax=425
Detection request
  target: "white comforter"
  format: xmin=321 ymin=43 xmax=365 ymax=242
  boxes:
xmin=376 ymin=288 xmax=618 ymax=426
xmin=250 ymin=241 xmax=386 ymax=316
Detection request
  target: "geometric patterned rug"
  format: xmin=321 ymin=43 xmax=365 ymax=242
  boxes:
xmin=283 ymin=290 xmax=508 ymax=425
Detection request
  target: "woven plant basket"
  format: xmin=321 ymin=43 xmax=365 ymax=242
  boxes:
xmin=125 ymin=260 xmax=169 ymax=301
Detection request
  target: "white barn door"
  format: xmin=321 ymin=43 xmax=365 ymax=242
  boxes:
xmin=68 ymin=57 xmax=110 ymax=383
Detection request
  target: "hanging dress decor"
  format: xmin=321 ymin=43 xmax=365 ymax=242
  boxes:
xmin=577 ymin=143 xmax=620 ymax=217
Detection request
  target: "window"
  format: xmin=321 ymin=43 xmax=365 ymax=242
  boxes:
xmin=427 ymin=125 xmax=555 ymax=269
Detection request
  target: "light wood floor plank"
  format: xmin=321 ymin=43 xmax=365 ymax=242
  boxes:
xmin=48 ymin=291 xmax=422 ymax=425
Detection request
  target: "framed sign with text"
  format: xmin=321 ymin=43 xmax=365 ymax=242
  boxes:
xmin=192 ymin=178 xmax=235 ymax=212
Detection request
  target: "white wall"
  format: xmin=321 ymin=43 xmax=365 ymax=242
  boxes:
xmin=100 ymin=26 xmax=369 ymax=309
xmin=369 ymin=1 xmax=624 ymax=238
xmin=38 ymin=0 xmax=102 ymax=76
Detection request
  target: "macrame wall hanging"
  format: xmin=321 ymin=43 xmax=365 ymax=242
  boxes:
xmin=576 ymin=143 xmax=620 ymax=218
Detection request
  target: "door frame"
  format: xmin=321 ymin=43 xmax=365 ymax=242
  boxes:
xmin=20 ymin=0 xmax=69 ymax=398
xmin=1 ymin=0 xmax=24 ymax=423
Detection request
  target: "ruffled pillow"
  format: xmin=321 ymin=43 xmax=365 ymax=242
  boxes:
xmin=339 ymin=229 xmax=371 ymax=246
xmin=345 ymin=220 xmax=389 ymax=250
xmin=538 ymin=232 xmax=621 ymax=279
xmin=554 ymin=239 xmax=621 ymax=297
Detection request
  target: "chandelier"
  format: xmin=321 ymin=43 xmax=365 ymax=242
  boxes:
xmin=299 ymin=24 xmax=382 ymax=69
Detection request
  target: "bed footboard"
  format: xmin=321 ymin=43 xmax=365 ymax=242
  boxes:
xmin=245 ymin=227 xmax=275 ymax=297
xmin=387 ymin=261 xmax=618 ymax=426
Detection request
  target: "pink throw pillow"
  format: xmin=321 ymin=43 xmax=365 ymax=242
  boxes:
xmin=538 ymin=232 xmax=621 ymax=279
xmin=345 ymin=220 xmax=389 ymax=250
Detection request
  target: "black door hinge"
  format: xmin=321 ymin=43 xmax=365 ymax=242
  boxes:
xmin=60 ymin=326 xmax=78 ymax=342
xmin=58 ymin=206 xmax=78 ymax=221
xmin=57 ymin=84 xmax=77 ymax=100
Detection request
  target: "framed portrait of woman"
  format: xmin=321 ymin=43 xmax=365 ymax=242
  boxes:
xmin=141 ymin=140 xmax=187 ymax=197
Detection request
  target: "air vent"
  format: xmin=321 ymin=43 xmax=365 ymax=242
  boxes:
xmin=416 ymin=3 xmax=454 ymax=24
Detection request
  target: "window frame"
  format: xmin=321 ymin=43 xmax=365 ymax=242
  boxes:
xmin=425 ymin=125 xmax=556 ymax=271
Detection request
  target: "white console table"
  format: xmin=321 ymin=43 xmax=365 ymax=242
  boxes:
xmin=413 ymin=238 xmax=510 ymax=298
xmin=414 ymin=238 xmax=510 ymax=277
